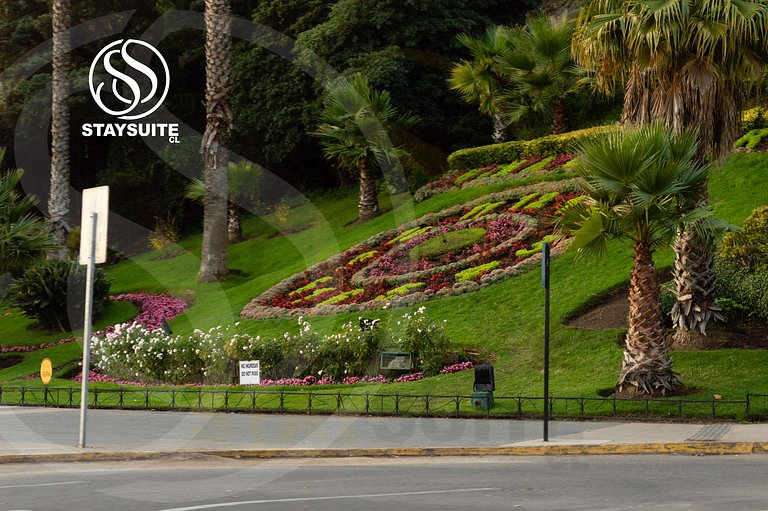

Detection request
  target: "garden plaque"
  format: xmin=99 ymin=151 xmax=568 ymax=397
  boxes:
xmin=380 ymin=351 xmax=413 ymax=370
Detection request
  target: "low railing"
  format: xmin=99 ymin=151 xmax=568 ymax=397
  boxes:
xmin=2 ymin=385 xmax=767 ymax=421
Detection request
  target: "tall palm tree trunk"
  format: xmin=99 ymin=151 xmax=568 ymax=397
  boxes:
xmin=357 ymin=162 xmax=379 ymax=222
xmin=227 ymin=201 xmax=243 ymax=243
xmin=551 ymin=99 xmax=569 ymax=135
xmin=199 ymin=0 xmax=232 ymax=282
xmin=617 ymin=242 xmax=680 ymax=397
xmin=49 ymin=0 xmax=71 ymax=259
xmin=491 ymin=111 xmax=506 ymax=144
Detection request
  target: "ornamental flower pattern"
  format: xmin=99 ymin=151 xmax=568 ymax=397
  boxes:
xmin=242 ymin=181 xmax=579 ymax=321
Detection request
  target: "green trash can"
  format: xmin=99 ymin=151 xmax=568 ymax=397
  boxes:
xmin=471 ymin=391 xmax=494 ymax=411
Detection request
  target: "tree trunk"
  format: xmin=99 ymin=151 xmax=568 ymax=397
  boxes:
xmin=48 ymin=0 xmax=71 ymax=260
xmin=357 ymin=162 xmax=379 ymax=222
xmin=492 ymin=111 xmax=506 ymax=144
xmin=671 ymin=184 xmax=723 ymax=348
xmin=199 ymin=0 xmax=232 ymax=282
xmin=227 ymin=201 xmax=243 ymax=243
xmin=617 ymin=242 xmax=681 ymax=397
xmin=551 ymin=99 xmax=569 ymax=135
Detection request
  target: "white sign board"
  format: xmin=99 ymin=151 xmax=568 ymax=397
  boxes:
xmin=239 ymin=360 xmax=260 ymax=385
xmin=79 ymin=186 xmax=109 ymax=265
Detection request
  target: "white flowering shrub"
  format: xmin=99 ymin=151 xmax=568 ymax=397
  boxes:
xmin=223 ymin=331 xmax=288 ymax=380
xmin=313 ymin=319 xmax=385 ymax=380
xmin=92 ymin=308 xmax=450 ymax=385
xmin=92 ymin=323 xmax=246 ymax=384
xmin=397 ymin=306 xmax=451 ymax=375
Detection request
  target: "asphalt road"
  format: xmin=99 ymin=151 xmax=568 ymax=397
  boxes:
xmin=1 ymin=455 xmax=768 ymax=511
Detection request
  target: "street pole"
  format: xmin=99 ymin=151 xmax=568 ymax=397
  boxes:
xmin=542 ymin=241 xmax=550 ymax=442
xmin=79 ymin=212 xmax=98 ymax=449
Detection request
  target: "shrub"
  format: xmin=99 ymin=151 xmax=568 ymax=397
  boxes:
xmin=147 ymin=215 xmax=179 ymax=257
xmin=398 ymin=306 xmax=451 ymax=375
xmin=720 ymin=206 xmax=768 ymax=272
xmin=741 ymin=106 xmax=768 ymax=131
xmin=715 ymin=258 xmax=768 ymax=319
xmin=92 ymin=323 xmax=240 ymax=384
xmin=11 ymin=260 xmax=111 ymax=331
xmin=735 ymin=128 xmax=768 ymax=150
xmin=446 ymin=125 xmax=619 ymax=170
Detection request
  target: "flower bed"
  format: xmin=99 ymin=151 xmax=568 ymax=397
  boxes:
xmin=242 ymin=181 xmax=578 ymax=320
xmin=414 ymin=153 xmax=577 ymax=202
xmin=2 ymin=294 xmax=188 ymax=355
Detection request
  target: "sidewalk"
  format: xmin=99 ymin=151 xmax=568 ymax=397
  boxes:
xmin=1 ymin=406 xmax=767 ymax=462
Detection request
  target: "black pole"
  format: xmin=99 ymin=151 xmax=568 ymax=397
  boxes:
xmin=542 ymin=241 xmax=551 ymax=442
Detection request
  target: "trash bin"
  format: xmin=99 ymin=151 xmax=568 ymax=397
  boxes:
xmin=471 ymin=364 xmax=494 ymax=411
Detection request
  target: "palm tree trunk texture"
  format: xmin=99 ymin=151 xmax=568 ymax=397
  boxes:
xmin=357 ymin=162 xmax=379 ymax=222
xmin=199 ymin=0 xmax=232 ymax=282
xmin=227 ymin=202 xmax=243 ymax=243
xmin=617 ymin=242 xmax=681 ymax=397
xmin=671 ymin=230 xmax=722 ymax=348
xmin=492 ymin=111 xmax=506 ymax=144
xmin=551 ymin=99 xmax=569 ymax=135
xmin=49 ymin=0 xmax=71 ymax=259
xmin=671 ymin=183 xmax=723 ymax=348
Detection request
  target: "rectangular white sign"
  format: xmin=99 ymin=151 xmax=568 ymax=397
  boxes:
xmin=79 ymin=186 xmax=109 ymax=265
xmin=239 ymin=360 xmax=261 ymax=385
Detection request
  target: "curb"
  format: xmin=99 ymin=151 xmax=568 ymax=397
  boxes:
xmin=2 ymin=442 xmax=768 ymax=464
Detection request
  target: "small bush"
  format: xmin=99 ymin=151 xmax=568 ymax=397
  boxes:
xmin=735 ymin=128 xmax=768 ymax=150
xmin=741 ymin=106 xmax=768 ymax=131
xmin=11 ymin=259 xmax=111 ymax=331
xmin=397 ymin=306 xmax=451 ymax=375
xmin=715 ymin=258 xmax=768 ymax=320
xmin=720 ymin=206 xmax=768 ymax=272
xmin=148 ymin=215 xmax=179 ymax=257
xmin=447 ymin=125 xmax=619 ymax=170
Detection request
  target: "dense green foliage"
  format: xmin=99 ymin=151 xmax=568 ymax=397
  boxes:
xmin=0 ymin=159 xmax=58 ymax=275
xmin=10 ymin=259 xmax=111 ymax=331
xmin=720 ymin=206 xmax=768 ymax=272
xmin=447 ymin=125 xmax=618 ymax=169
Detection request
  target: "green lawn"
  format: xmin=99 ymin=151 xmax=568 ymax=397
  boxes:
xmin=0 ymin=151 xmax=766 ymax=410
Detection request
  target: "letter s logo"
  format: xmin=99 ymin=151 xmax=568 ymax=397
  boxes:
xmin=88 ymin=39 xmax=170 ymax=120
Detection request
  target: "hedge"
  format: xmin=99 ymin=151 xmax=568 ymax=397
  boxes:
xmin=446 ymin=125 xmax=620 ymax=170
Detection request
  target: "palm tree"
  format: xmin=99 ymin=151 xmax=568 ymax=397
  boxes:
xmin=313 ymin=73 xmax=417 ymax=222
xmin=48 ymin=0 xmax=71 ymax=259
xmin=559 ymin=125 xmax=713 ymax=396
xmin=498 ymin=14 xmax=582 ymax=134
xmin=199 ymin=0 xmax=233 ymax=282
xmin=573 ymin=0 xmax=768 ymax=346
xmin=186 ymin=160 xmax=262 ymax=243
xmin=448 ymin=25 xmax=512 ymax=144
xmin=0 ymin=150 xmax=59 ymax=275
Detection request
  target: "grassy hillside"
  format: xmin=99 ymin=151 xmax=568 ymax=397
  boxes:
xmin=0 ymin=151 xmax=766 ymax=403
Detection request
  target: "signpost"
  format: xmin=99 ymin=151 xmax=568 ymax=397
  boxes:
xmin=541 ymin=241 xmax=551 ymax=442
xmin=78 ymin=186 xmax=109 ymax=449
xmin=239 ymin=360 xmax=261 ymax=385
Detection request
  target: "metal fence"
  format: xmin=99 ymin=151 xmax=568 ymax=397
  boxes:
xmin=2 ymin=385 xmax=768 ymax=421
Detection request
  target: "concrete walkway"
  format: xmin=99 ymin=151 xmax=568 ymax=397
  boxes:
xmin=1 ymin=406 xmax=768 ymax=462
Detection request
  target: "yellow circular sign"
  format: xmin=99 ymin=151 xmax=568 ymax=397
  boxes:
xmin=40 ymin=358 xmax=53 ymax=385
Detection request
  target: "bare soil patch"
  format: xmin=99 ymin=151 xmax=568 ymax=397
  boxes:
xmin=566 ymin=280 xmax=768 ymax=350
xmin=0 ymin=355 xmax=23 ymax=370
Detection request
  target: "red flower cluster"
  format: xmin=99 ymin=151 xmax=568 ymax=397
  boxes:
xmin=439 ymin=361 xmax=474 ymax=374
xmin=111 ymin=293 xmax=188 ymax=330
